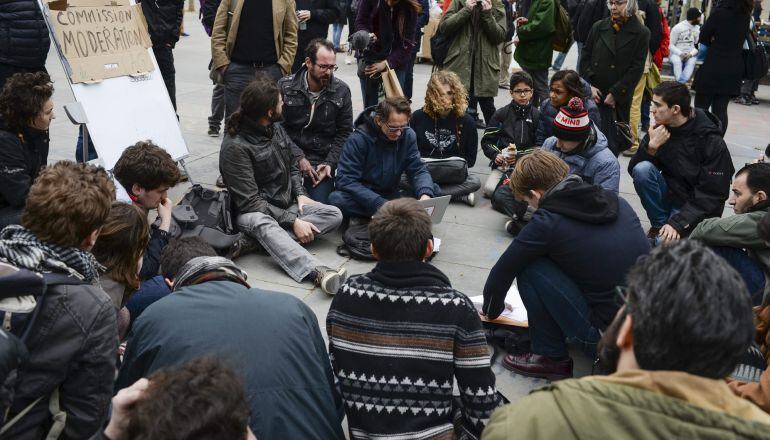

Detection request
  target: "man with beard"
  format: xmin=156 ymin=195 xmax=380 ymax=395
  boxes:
xmin=690 ymin=163 xmax=770 ymax=305
xmin=219 ymin=73 xmax=346 ymax=295
xmin=278 ymin=39 xmax=353 ymax=204
xmin=483 ymin=241 xmax=770 ymax=439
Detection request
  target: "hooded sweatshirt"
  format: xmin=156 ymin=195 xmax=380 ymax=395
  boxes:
xmin=334 ymin=107 xmax=438 ymax=217
xmin=541 ymin=125 xmax=620 ymax=192
xmin=482 ymin=176 xmax=650 ymax=325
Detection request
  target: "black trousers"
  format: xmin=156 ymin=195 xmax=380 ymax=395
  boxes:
xmin=153 ymin=46 xmax=176 ymax=110
xmin=694 ymin=93 xmax=730 ymax=136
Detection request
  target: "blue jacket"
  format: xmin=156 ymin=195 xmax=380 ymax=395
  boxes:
xmin=535 ymin=79 xmax=602 ymax=146
xmin=541 ymin=124 xmax=620 ymax=192
xmin=335 ymin=108 xmax=437 ymax=216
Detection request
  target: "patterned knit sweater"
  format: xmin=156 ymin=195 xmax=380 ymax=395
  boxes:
xmin=327 ymin=261 xmax=501 ymax=440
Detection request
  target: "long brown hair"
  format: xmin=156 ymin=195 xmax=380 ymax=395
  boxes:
xmin=423 ymin=71 xmax=468 ymax=119
xmin=92 ymin=202 xmax=149 ymax=294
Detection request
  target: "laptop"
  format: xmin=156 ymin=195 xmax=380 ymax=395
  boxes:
xmin=418 ymin=195 xmax=451 ymax=224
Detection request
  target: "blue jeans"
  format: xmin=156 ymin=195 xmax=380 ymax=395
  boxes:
xmin=517 ymin=258 xmax=602 ymax=358
xmin=304 ymin=177 xmax=335 ymax=205
xmin=359 ymin=68 xmax=407 ymax=109
xmin=75 ymin=126 xmax=98 ymax=163
xmin=332 ymin=23 xmax=344 ymax=49
xmin=631 ymin=161 xmax=681 ymax=228
xmin=671 ymin=54 xmax=698 ymax=83
xmin=711 ymin=246 xmax=765 ymax=305
xmin=329 ymin=190 xmax=384 ymax=218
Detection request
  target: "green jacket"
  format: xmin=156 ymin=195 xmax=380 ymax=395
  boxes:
xmin=439 ymin=0 xmax=507 ymax=98
xmin=483 ymin=370 xmax=770 ymax=440
xmin=690 ymin=207 xmax=770 ymax=296
xmin=513 ymin=0 xmax=555 ymax=70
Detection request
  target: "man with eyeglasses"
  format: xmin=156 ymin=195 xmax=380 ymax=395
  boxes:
xmin=330 ymin=97 xmax=439 ymax=220
xmin=484 ymin=240 xmax=770 ymax=439
xmin=279 ymin=39 xmax=353 ymax=204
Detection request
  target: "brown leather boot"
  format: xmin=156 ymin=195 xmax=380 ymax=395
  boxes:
xmin=503 ymin=352 xmax=573 ymax=381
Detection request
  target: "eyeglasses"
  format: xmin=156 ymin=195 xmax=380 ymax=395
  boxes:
xmin=314 ymin=63 xmax=339 ymax=71
xmin=512 ymin=88 xmax=533 ymax=95
xmin=607 ymin=0 xmax=627 ymax=6
xmin=383 ymin=123 xmax=409 ymax=133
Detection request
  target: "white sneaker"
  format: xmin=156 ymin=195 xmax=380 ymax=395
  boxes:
xmin=316 ymin=267 xmax=348 ymax=295
xmin=461 ymin=193 xmax=476 ymax=207
xmin=345 ymin=56 xmax=353 ymax=65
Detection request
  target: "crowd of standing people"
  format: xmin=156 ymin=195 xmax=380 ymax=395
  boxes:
xmin=0 ymin=0 xmax=770 ymax=439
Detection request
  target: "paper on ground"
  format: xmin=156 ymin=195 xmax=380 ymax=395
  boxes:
xmin=469 ymin=283 xmax=528 ymax=323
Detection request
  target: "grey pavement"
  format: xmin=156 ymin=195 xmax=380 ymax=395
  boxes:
xmin=44 ymin=12 xmax=770 ymax=403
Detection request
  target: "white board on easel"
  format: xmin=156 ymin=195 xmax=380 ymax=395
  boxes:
xmin=40 ymin=0 xmax=188 ymax=170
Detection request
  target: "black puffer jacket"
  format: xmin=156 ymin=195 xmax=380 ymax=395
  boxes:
xmin=628 ymin=109 xmax=735 ymax=236
xmin=481 ymin=102 xmax=539 ymax=168
xmin=220 ymin=117 xmax=308 ymax=229
xmin=0 ymin=123 xmax=49 ymax=210
xmin=4 ymin=278 xmax=117 ymax=439
xmin=278 ymin=65 xmax=353 ymax=169
xmin=139 ymin=0 xmax=185 ymax=48
xmin=0 ymin=0 xmax=50 ymax=68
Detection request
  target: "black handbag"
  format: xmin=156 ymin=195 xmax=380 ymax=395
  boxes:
xmin=742 ymin=30 xmax=769 ymax=81
xmin=614 ymin=109 xmax=633 ymax=154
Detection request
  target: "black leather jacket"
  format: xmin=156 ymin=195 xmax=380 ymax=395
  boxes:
xmin=278 ymin=65 xmax=353 ymax=169
xmin=139 ymin=0 xmax=185 ymax=48
xmin=220 ymin=118 xmax=308 ymax=229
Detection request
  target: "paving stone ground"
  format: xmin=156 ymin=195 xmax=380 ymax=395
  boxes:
xmin=44 ymin=12 xmax=770 ymax=404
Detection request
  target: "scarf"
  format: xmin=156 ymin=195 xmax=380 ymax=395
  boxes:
xmin=173 ymin=256 xmax=250 ymax=292
xmin=0 ymin=225 xmax=103 ymax=282
xmin=611 ymin=15 xmax=629 ymax=33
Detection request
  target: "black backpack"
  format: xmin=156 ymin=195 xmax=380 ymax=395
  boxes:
xmin=430 ymin=29 xmax=455 ymax=68
xmin=337 ymin=220 xmax=376 ymax=261
xmin=155 ymin=185 xmax=242 ymax=255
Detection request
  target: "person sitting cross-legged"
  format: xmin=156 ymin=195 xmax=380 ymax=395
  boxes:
xmin=327 ymin=198 xmax=502 ymax=439
xmin=690 ymin=163 xmax=770 ymax=305
xmin=116 ymin=237 xmax=345 ymax=439
xmin=329 ymin=97 xmax=439 ymax=220
xmin=484 ymin=240 xmax=770 ymax=439
xmin=220 ymin=73 xmax=346 ymax=295
xmin=482 ymin=150 xmax=649 ymax=380
xmin=629 ymin=81 xmax=734 ymax=242
xmin=410 ymin=71 xmax=481 ymax=207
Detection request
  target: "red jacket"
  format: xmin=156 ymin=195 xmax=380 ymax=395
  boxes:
xmin=652 ymin=5 xmax=670 ymax=69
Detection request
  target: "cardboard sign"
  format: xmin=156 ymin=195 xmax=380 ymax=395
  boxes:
xmin=47 ymin=0 xmax=153 ymax=83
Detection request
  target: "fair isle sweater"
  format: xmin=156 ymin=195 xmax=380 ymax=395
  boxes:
xmin=327 ymin=261 xmax=501 ymax=440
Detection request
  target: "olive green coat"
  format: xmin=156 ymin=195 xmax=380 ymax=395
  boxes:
xmin=513 ymin=0 xmax=555 ymax=70
xmin=439 ymin=0 xmax=507 ymax=98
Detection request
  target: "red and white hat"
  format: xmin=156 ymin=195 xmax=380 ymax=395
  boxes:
xmin=553 ymin=97 xmax=591 ymax=142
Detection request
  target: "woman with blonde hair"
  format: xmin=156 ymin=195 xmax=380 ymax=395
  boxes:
xmin=410 ymin=71 xmax=481 ymax=206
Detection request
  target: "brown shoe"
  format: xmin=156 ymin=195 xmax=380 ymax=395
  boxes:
xmin=502 ymin=352 xmax=573 ymax=381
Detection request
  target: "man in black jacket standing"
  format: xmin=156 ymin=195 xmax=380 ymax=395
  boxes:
xmin=292 ymin=0 xmax=340 ymax=72
xmin=279 ymin=39 xmax=352 ymax=204
xmin=629 ymin=81 xmax=734 ymax=242
xmin=140 ymin=0 xmax=185 ymax=110
xmin=482 ymin=149 xmax=649 ymax=380
xmin=0 ymin=0 xmax=50 ymax=90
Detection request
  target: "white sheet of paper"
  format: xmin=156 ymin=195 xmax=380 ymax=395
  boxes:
xmin=114 ymin=178 xmax=132 ymax=203
xmin=469 ymin=284 xmax=528 ymax=322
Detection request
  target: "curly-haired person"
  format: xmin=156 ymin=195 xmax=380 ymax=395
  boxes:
xmin=0 ymin=72 xmax=54 ymax=228
xmin=409 ymin=71 xmax=481 ymax=206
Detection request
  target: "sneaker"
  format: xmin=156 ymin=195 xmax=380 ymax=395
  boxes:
xmin=503 ymin=352 xmax=573 ymax=381
xmin=751 ymin=94 xmax=760 ymax=105
xmin=345 ymin=56 xmax=353 ymax=65
xmin=208 ymin=127 xmax=219 ymax=137
xmin=314 ymin=266 xmax=349 ymax=295
xmin=451 ymin=193 xmax=476 ymax=206
xmin=226 ymin=236 xmax=263 ymax=260
xmin=622 ymin=146 xmax=638 ymax=157
xmin=735 ymin=95 xmax=752 ymax=106
xmin=216 ymin=175 xmax=226 ymax=188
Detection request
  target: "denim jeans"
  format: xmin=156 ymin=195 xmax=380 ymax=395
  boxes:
xmin=329 ymin=190 xmax=388 ymax=218
xmin=332 ymin=23 xmax=344 ymax=49
xmin=75 ymin=126 xmax=98 ymax=163
xmin=517 ymin=258 xmax=602 ymax=358
xmin=551 ymin=49 xmax=568 ymax=71
xmin=359 ymin=68 xmax=407 ymax=109
xmin=236 ymin=203 xmax=342 ymax=282
xmin=711 ymin=246 xmax=765 ymax=305
xmin=304 ymin=177 xmax=335 ymax=205
xmin=224 ymin=62 xmax=283 ymax=117
xmin=631 ymin=161 xmax=681 ymax=228
xmin=671 ymin=54 xmax=697 ymax=83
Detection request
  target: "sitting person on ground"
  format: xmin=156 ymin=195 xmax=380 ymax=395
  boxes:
xmin=481 ymin=71 xmax=539 ymax=199
xmin=484 ymin=240 xmax=770 ymax=439
xmin=482 ymin=150 xmax=649 ymax=380
xmin=117 ymin=237 xmax=345 ymax=439
xmin=535 ymin=69 xmax=601 ymax=146
xmin=410 ymin=70 xmax=481 ymax=207
xmin=91 ymin=202 xmax=149 ymax=340
xmin=690 ymin=163 xmax=770 ymax=305
xmin=329 ymin=97 xmax=439 ymax=219
xmin=113 ymin=141 xmax=181 ymax=279
xmin=328 ymin=198 xmax=501 ymax=439
xmin=220 ymin=73 xmax=346 ymax=295
xmin=0 ymin=72 xmax=54 ymax=228
xmin=1 ymin=161 xmax=117 ymax=439
xmin=278 ymin=39 xmax=353 ymax=204
xmin=97 ymin=359 xmax=256 ymax=440
xmin=668 ymin=8 xmax=701 ymax=84
xmin=542 ymin=98 xmax=620 ymax=192
xmin=629 ymin=81 xmax=734 ymax=242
